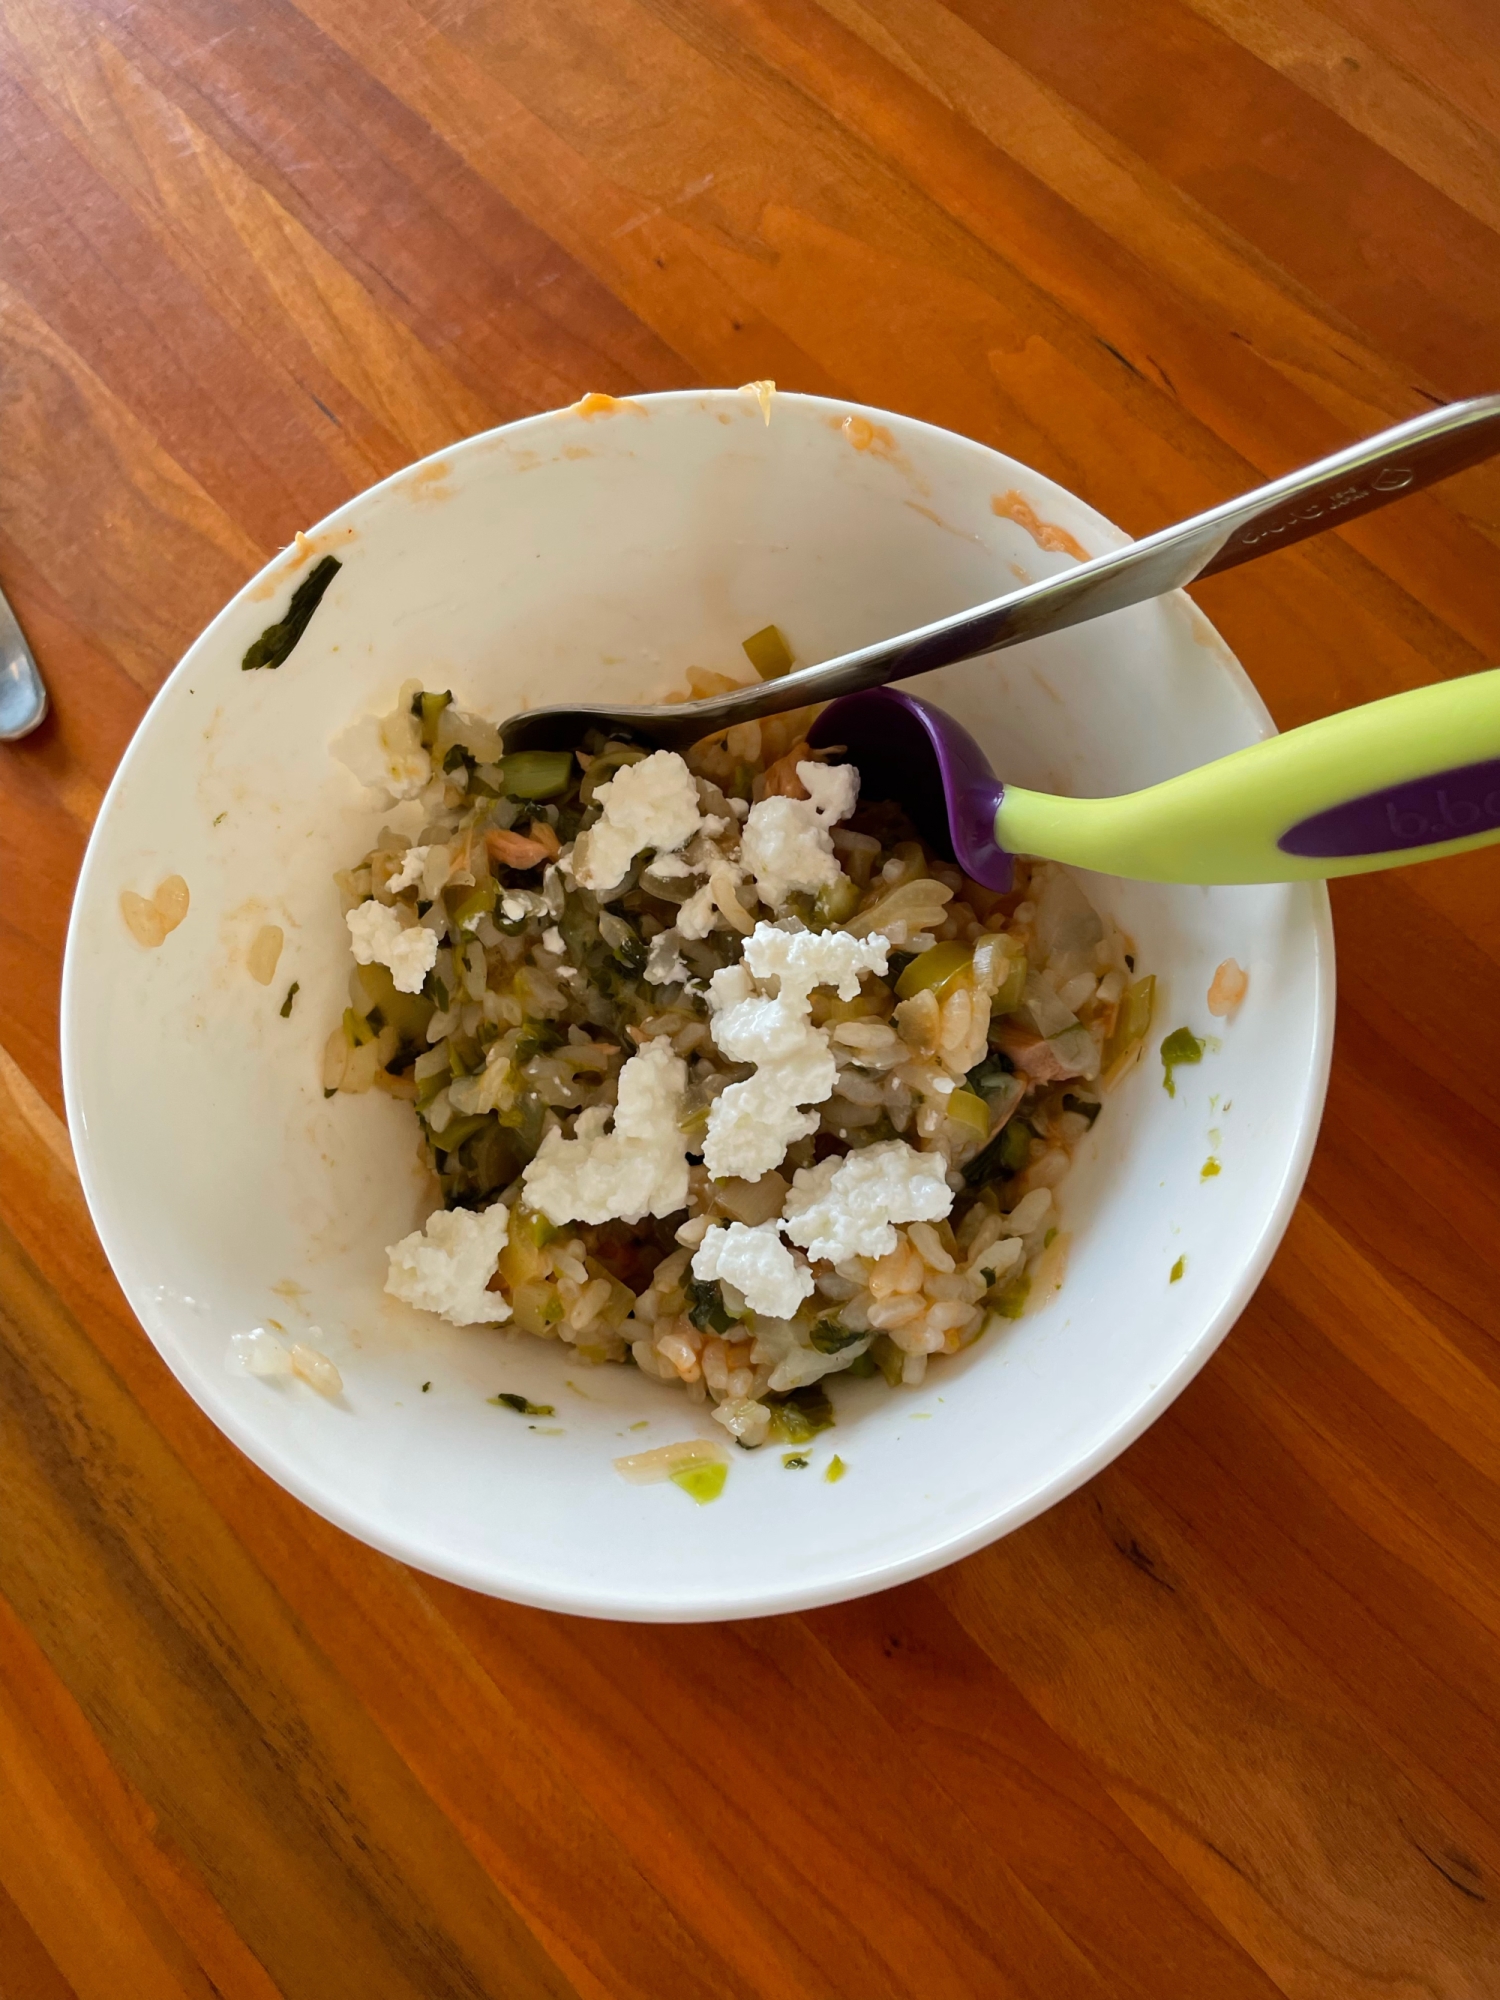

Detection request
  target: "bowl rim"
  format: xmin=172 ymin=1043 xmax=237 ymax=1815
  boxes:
xmin=62 ymin=387 xmax=1336 ymax=1620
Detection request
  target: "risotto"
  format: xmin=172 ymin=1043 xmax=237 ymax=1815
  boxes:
xmin=325 ymin=667 xmax=1154 ymax=1451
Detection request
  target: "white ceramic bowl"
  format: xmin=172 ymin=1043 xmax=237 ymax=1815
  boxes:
xmin=63 ymin=390 xmax=1333 ymax=1621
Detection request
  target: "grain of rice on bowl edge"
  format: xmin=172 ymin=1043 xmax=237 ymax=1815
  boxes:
xmin=323 ymin=662 xmax=1155 ymax=1458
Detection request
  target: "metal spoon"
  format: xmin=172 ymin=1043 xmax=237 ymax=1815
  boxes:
xmin=0 ymin=582 xmax=47 ymax=741
xmin=498 ymin=395 xmax=1500 ymax=755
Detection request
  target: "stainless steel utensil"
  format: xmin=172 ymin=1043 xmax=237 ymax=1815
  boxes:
xmin=498 ymin=395 xmax=1500 ymax=755
xmin=0 ymin=582 xmax=47 ymax=741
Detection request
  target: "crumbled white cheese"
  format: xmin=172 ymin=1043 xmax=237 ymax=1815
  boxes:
xmin=692 ymin=1220 xmax=814 ymax=1321
xmin=675 ymin=880 xmax=719 ymax=940
xmin=523 ymin=1037 xmax=689 ymax=1225
xmin=541 ymin=926 xmax=565 ymax=956
xmin=346 ymin=899 xmax=438 ymax=994
xmin=645 ymin=928 xmax=690 ymax=986
xmin=332 ymin=703 xmax=432 ymax=800
xmin=574 ymin=751 xmax=702 ymax=893
xmin=387 ymin=844 xmax=429 ymax=892
xmin=782 ymin=1139 xmax=954 ymax=1265
xmin=385 ymin=1202 xmax=513 ymax=1326
xmin=739 ymin=760 xmax=859 ymax=907
xmin=702 ymin=923 xmax=888 ymax=1180
xmin=500 ymin=889 xmax=547 ymax=925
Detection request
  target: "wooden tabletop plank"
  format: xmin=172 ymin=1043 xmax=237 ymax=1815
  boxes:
xmin=3 ymin=0 xmax=1499 ymax=1993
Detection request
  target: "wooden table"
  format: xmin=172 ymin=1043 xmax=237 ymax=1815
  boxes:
xmin=3 ymin=2 xmax=1499 ymax=1993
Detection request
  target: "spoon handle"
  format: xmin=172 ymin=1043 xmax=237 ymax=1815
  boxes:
xmin=0 ymin=582 xmax=48 ymax=742
xmin=995 ymin=668 xmax=1500 ymax=883
xmin=626 ymin=397 xmax=1500 ymax=748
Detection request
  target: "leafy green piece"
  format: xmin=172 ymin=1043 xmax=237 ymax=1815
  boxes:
xmin=431 ymin=1111 xmax=495 ymax=1155
xmin=279 ymin=980 xmax=300 ymax=1018
xmin=685 ymin=1277 xmax=735 ymax=1336
xmin=1169 ymin=1256 xmax=1185 ymax=1284
xmin=782 ymin=1453 xmax=810 ymax=1470
xmin=844 ymin=1350 xmax=878 ymax=1378
xmin=421 ymin=1381 xmax=432 ymax=1392
xmin=442 ymin=742 xmax=474 ymax=774
xmin=966 ymin=1050 xmax=1015 ymax=1096
xmin=241 ymin=555 xmax=341 ymax=670
xmin=808 ymin=1319 xmax=861 ymax=1354
xmin=766 ymin=1382 xmax=835 ymax=1444
xmin=671 ymin=1462 xmax=727 ymax=1504
xmin=488 ymin=1393 xmax=556 ymax=1417
xmin=1160 ymin=1025 xmax=1205 ymax=1097
xmin=824 ymin=1455 xmax=848 ymax=1484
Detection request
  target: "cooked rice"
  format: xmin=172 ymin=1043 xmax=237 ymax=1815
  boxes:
xmin=328 ymin=679 xmax=1155 ymax=1443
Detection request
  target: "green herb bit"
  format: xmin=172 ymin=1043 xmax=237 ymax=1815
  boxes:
xmin=445 ymin=877 xmax=498 ymax=933
xmin=421 ymin=1380 xmax=432 ymax=1392
xmin=766 ymin=1382 xmax=836 ymax=1444
xmin=279 ymin=980 xmax=300 ymax=1018
xmin=782 ymin=1453 xmax=810 ymax=1469
xmin=844 ymin=1350 xmax=878 ymax=1378
xmin=1160 ymin=1025 xmax=1205 ymax=1096
xmin=1201 ymin=1157 xmax=1221 ymax=1180
xmin=741 ymin=623 xmax=795 ymax=680
xmin=432 ymin=1111 xmax=497 ymax=1156
xmin=1169 ymin=1257 xmax=1185 ymax=1284
xmin=671 ymin=1461 xmax=727 ymax=1504
xmin=343 ymin=1006 xmax=377 ymax=1048
xmin=824 ymin=1455 xmax=848 ymax=1484
xmin=501 ymin=749 xmax=575 ymax=800
xmin=685 ymin=1277 xmax=735 ymax=1336
xmin=442 ymin=742 xmax=474 ymax=774
xmin=809 ymin=1319 xmax=861 ymax=1354
xmin=212 ymin=811 xmax=227 ymax=826
xmin=241 ymin=554 xmax=341 ymax=670
xmin=488 ymin=1392 xmax=556 ymax=1417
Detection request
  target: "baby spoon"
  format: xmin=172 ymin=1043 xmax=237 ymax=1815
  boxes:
xmin=807 ymin=677 xmax=1500 ymax=890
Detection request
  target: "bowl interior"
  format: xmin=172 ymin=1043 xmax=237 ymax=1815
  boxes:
xmin=63 ymin=391 xmax=1331 ymax=1619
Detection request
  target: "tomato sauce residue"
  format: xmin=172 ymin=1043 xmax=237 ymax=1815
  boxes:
xmin=573 ymin=391 xmax=646 ymax=418
xmin=837 ymin=414 xmax=899 ymax=460
xmin=247 ymin=524 xmax=356 ymax=597
xmin=406 ymin=458 xmax=453 ymax=504
xmin=991 ymin=490 xmax=1090 ymax=562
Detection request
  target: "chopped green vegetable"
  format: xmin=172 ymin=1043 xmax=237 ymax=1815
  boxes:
xmin=213 ymin=811 xmax=227 ymax=826
xmin=1160 ymin=1025 xmax=1205 ymax=1096
xmin=671 ymin=1461 xmax=727 ymax=1503
xmin=241 ymin=555 xmax=341 ymax=670
xmin=812 ymin=874 xmax=860 ymax=927
xmin=1061 ymin=1092 xmax=1101 ymax=1126
xmin=741 ymin=623 xmax=795 ymax=679
xmin=962 ymin=1116 xmax=1034 ymax=1188
xmin=415 ymin=688 xmax=452 ymax=748
xmin=488 ymin=1392 xmax=556 ymax=1416
xmin=445 ymin=877 xmax=498 ymax=932
xmin=442 ymin=742 xmax=473 ymax=774
xmin=808 ymin=1319 xmax=861 ymax=1353
xmin=432 ymin=1111 xmax=496 ymax=1154
xmin=421 ymin=1381 xmax=432 ymax=1391
xmin=685 ymin=1277 xmax=735 ymax=1336
xmin=766 ymin=1382 xmax=836 ymax=1444
xmin=824 ymin=1455 xmax=848 ymax=1484
xmin=501 ymin=750 xmax=575 ymax=800
xmin=343 ymin=1006 xmax=377 ymax=1047
xmin=1103 ymin=973 xmax=1156 ymax=1074
xmin=895 ymin=941 xmax=971 ymax=1001
xmin=844 ymin=1350 xmax=879 ymax=1378
xmin=279 ymin=980 xmax=300 ymax=1018
xmin=991 ymin=947 xmax=1028 ymax=1016
xmin=782 ymin=1452 xmax=810 ymax=1469
xmin=966 ymin=1051 xmax=1015 ymax=1097
xmin=870 ymin=1334 xmax=904 ymax=1385
xmin=992 ymin=1275 xmax=1031 ymax=1320
xmin=946 ymin=1088 xmax=991 ymax=1138
xmin=1201 ymin=1156 xmax=1221 ymax=1180
xmin=1169 ymin=1257 xmax=1185 ymax=1284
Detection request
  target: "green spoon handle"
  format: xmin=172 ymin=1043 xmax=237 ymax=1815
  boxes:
xmin=995 ymin=668 xmax=1500 ymax=883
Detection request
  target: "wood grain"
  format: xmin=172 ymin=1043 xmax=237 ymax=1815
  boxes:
xmin=3 ymin=1 xmax=1499 ymax=1992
